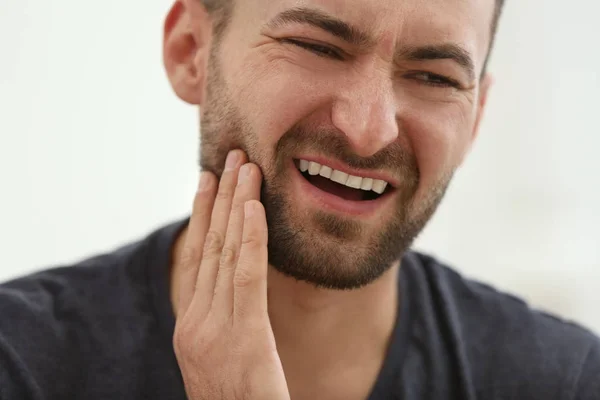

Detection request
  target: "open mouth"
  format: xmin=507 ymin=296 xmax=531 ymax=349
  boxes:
xmin=294 ymin=159 xmax=394 ymax=202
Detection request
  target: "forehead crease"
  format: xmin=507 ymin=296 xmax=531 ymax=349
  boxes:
xmin=391 ymin=1 xmax=492 ymax=65
xmin=258 ymin=0 xmax=398 ymax=33
xmin=315 ymin=0 xmax=397 ymax=24
xmin=253 ymin=0 xmax=493 ymax=65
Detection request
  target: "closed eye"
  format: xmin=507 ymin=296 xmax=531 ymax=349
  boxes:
xmin=407 ymin=72 xmax=462 ymax=89
xmin=281 ymin=39 xmax=344 ymax=61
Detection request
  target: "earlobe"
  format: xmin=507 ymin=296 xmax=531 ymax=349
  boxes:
xmin=163 ymin=0 xmax=212 ymax=105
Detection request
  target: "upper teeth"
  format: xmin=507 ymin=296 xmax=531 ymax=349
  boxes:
xmin=298 ymin=160 xmax=389 ymax=194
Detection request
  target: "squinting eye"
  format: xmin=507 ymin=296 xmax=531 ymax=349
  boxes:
xmin=282 ymin=39 xmax=344 ymax=61
xmin=409 ymin=72 xmax=461 ymax=89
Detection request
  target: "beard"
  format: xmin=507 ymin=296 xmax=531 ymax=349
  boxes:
xmin=198 ymin=44 xmax=451 ymax=290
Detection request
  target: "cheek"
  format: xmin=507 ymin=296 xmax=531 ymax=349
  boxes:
xmin=225 ymin=50 xmax=339 ymax=150
xmin=403 ymin=100 xmax=474 ymax=197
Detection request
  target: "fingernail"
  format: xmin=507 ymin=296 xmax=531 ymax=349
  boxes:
xmin=238 ymin=164 xmax=251 ymax=185
xmin=225 ymin=150 xmax=240 ymax=171
xmin=197 ymin=173 xmax=210 ymax=192
xmin=244 ymin=201 xmax=255 ymax=218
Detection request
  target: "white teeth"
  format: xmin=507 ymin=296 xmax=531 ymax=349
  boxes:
xmin=299 ymin=159 xmax=309 ymax=172
xmin=331 ymin=170 xmax=349 ymax=185
xmin=319 ymin=165 xmax=333 ymax=179
xmin=297 ymin=159 xmax=390 ymax=195
xmin=372 ymin=179 xmax=388 ymax=194
xmin=308 ymin=161 xmax=321 ymax=175
xmin=346 ymin=175 xmax=363 ymax=189
xmin=360 ymin=178 xmax=374 ymax=191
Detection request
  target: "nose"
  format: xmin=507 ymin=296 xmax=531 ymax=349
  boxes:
xmin=331 ymin=69 xmax=399 ymax=158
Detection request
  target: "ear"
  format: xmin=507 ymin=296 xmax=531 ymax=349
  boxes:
xmin=163 ymin=0 xmax=213 ymax=105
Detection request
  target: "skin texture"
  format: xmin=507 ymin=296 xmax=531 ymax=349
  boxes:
xmin=165 ymin=0 xmax=495 ymax=398
xmin=172 ymin=154 xmax=291 ymax=400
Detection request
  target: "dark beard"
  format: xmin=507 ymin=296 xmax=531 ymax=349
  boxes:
xmin=199 ymin=43 xmax=451 ymax=290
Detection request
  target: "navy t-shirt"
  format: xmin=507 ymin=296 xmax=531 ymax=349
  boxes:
xmin=1 ymin=220 xmax=599 ymax=399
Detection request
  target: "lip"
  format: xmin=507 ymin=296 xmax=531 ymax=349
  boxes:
xmin=294 ymin=155 xmax=399 ymax=188
xmin=289 ymin=159 xmax=396 ymax=217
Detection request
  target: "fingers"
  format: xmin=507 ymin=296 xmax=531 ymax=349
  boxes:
xmin=191 ymin=150 xmax=247 ymax=316
xmin=176 ymin=171 xmax=218 ymax=316
xmin=233 ymin=200 xmax=269 ymax=322
xmin=211 ymin=163 xmax=262 ymax=315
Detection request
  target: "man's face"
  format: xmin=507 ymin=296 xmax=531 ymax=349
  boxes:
xmin=175 ymin=0 xmax=494 ymax=289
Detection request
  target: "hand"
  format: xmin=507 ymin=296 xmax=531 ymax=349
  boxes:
xmin=173 ymin=150 xmax=290 ymax=400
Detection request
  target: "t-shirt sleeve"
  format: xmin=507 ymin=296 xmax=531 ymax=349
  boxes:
xmin=574 ymin=340 xmax=600 ymax=400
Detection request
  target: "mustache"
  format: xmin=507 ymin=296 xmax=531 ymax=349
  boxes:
xmin=276 ymin=122 xmax=419 ymax=179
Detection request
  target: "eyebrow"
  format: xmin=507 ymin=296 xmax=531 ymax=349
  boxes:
xmin=265 ymin=7 xmax=374 ymax=48
xmin=265 ymin=7 xmax=477 ymax=81
xmin=400 ymin=44 xmax=476 ymax=81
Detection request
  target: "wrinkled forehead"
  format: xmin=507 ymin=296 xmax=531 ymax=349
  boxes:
xmin=234 ymin=0 xmax=496 ymax=72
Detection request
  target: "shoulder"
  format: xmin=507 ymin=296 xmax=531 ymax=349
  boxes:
xmin=404 ymin=252 xmax=600 ymax=399
xmin=0 ymin=232 xmax=157 ymax=335
xmin=0 ymin=239 xmax=150 ymax=398
xmin=0 ymin=238 xmax=147 ymax=326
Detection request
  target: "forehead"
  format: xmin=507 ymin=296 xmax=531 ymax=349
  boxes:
xmin=237 ymin=0 xmax=495 ymax=69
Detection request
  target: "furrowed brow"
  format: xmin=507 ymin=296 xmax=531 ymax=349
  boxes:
xmin=400 ymin=44 xmax=477 ymax=81
xmin=265 ymin=7 xmax=374 ymax=48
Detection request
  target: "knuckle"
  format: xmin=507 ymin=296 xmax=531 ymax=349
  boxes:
xmin=203 ymin=231 xmax=225 ymax=255
xmin=215 ymin=189 xmax=233 ymax=202
xmin=173 ymin=319 xmax=222 ymax=359
xmin=230 ymin=198 xmax=245 ymax=212
xmin=179 ymin=246 xmax=201 ymax=270
xmin=219 ymin=246 xmax=238 ymax=266
xmin=233 ymin=268 xmax=255 ymax=289
xmin=241 ymin=232 xmax=264 ymax=249
xmin=173 ymin=322 xmax=195 ymax=356
xmin=172 ymin=334 xmax=186 ymax=357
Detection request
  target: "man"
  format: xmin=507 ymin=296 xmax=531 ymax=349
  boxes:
xmin=1 ymin=0 xmax=599 ymax=399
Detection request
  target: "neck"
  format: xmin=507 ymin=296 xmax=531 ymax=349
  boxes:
xmin=171 ymin=227 xmax=400 ymax=399
xmin=266 ymin=263 xmax=399 ymax=396
xmin=266 ymin=263 xmax=399 ymax=361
